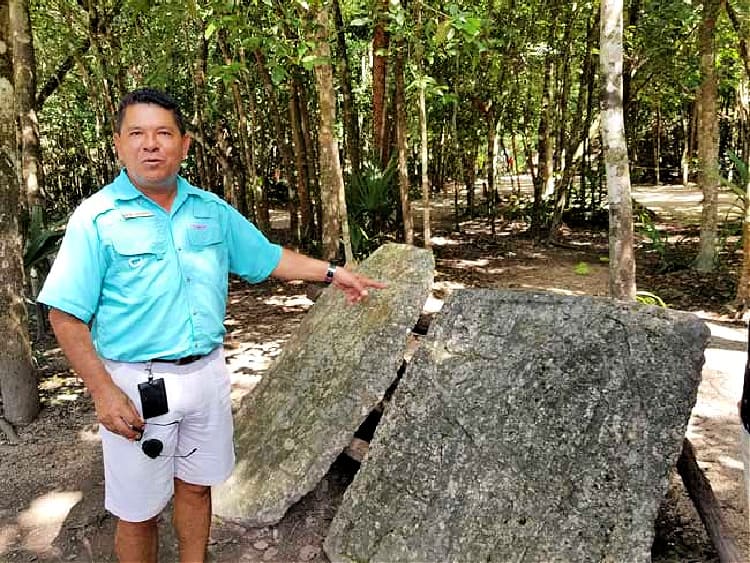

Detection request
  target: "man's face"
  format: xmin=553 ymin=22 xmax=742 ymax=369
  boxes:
xmin=113 ymin=103 xmax=191 ymax=193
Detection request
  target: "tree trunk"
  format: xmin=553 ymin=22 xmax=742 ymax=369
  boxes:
xmin=254 ymin=49 xmax=299 ymax=244
xmin=11 ymin=0 xmax=47 ymax=338
xmin=654 ymin=102 xmax=661 ymax=185
xmin=531 ymin=21 xmax=556 ymax=239
xmin=694 ymin=0 xmax=722 ymax=272
xmin=311 ymin=1 xmax=352 ymax=262
xmin=333 ymin=0 xmax=361 ymax=177
xmin=239 ymin=47 xmax=271 ymax=233
xmin=0 ymin=2 xmax=39 ymax=424
xmin=295 ymin=74 xmax=319 ymax=240
xmin=601 ymin=0 xmax=636 ymax=301
xmin=550 ymin=10 xmax=597 ymax=241
xmin=217 ymin=32 xmax=248 ymax=218
xmin=10 ymin=0 xmax=42 ymax=214
xmin=681 ymin=107 xmax=690 ymax=186
xmin=622 ymin=0 xmax=641 ymax=145
xmin=192 ymin=30 xmax=210 ymax=190
xmin=289 ymin=74 xmax=315 ymax=245
xmin=394 ymin=39 xmax=413 ymax=245
xmin=487 ymin=105 xmax=496 ymax=231
xmin=372 ymin=0 xmax=389 ymax=169
xmin=727 ymin=0 xmax=750 ymax=308
xmin=419 ymin=82 xmax=431 ymax=248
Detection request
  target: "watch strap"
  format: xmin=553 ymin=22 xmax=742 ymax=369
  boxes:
xmin=324 ymin=263 xmax=337 ymax=284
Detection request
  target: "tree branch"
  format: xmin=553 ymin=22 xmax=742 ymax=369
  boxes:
xmin=36 ymin=38 xmax=91 ymax=109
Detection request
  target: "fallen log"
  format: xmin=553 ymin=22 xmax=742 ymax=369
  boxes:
xmin=677 ymin=438 xmax=743 ymax=562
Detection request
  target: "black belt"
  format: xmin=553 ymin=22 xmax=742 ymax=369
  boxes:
xmin=151 ymin=354 xmax=206 ymax=366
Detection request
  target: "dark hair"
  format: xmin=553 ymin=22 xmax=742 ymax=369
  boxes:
xmin=116 ymin=88 xmax=186 ymax=135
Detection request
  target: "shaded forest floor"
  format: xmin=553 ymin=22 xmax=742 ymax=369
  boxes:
xmin=1 ymin=180 xmax=748 ymax=562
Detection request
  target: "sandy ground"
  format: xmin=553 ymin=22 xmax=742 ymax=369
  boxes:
xmin=1 ymin=179 xmax=749 ymax=562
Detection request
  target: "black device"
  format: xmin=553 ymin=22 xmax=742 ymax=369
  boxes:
xmin=138 ymin=377 xmax=169 ymax=419
xmin=741 ymin=323 xmax=750 ymax=434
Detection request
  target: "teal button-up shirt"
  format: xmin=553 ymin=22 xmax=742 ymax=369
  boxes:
xmin=38 ymin=170 xmax=283 ymax=362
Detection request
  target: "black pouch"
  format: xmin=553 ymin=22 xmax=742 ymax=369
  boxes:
xmin=138 ymin=378 xmax=169 ymax=419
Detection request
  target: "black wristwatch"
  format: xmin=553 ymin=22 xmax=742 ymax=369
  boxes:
xmin=324 ymin=263 xmax=337 ymax=284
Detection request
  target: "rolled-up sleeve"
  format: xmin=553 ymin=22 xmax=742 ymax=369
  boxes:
xmin=37 ymin=207 xmax=106 ymax=323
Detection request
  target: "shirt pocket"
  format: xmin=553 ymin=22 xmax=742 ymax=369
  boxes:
xmin=187 ymin=202 xmax=224 ymax=249
xmin=109 ymin=224 xmax=166 ymax=274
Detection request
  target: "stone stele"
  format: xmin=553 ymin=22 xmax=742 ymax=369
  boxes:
xmin=213 ymin=243 xmax=434 ymax=526
xmin=325 ymin=289 xmax=709 ymax=563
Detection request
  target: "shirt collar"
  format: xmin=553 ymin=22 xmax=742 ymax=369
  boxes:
xmin=110 ymin=169 xmax=144 ymax=201
xmin=111 ymin=169 xmax=207 ymax=208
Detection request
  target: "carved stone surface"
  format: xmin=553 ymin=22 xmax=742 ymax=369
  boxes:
xmin=213 ymin=243 xmax=435 ymax=526
xmin=325 ymin=289 xmax=709 ymax=563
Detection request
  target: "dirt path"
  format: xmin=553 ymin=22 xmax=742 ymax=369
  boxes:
xmin=1 ymin=183 xmax=748 ymax=562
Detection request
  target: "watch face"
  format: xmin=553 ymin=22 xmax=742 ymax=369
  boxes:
xmin=325 ymin=265 xmax=336 ymax=283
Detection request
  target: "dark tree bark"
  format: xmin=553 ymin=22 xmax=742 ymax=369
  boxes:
xmin=11 ymin=0 xmax=47 ymax=339
xmin=289 ymin=73 xmax=315 ymax=244
xmin=727 ymin=0 xmax=750 ymax=309
xmin=254 ymin=49 xmax=299 ymax=244
xmin=192 ymin=29 xmax=210 ymax=190
xmin=0 ymin=1 xmax=39 ymax=424
xmin=239 ymin=47 xmax=271 ymax=233
xmin=394 ymin=39 xmax=413 ymax=244
xmin=333 ymin=0 xmax=361 ymax=177
xmin=372 ymin=0 xmax=389 ymax=168
xmin=217 ymin=31 xmax=248 ymax=217
xmin=694 ymin=0 xmax=722 ymax=272
xmin=550 ymin=10 xmax=597 ymax=240
xmin=310 ymin=1 xmax=352 ymax=262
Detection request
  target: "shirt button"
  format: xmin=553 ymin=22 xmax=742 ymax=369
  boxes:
xmin=177 ymin=247 xmax=182 ymax=252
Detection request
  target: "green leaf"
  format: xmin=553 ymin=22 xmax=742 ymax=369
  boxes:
xmin=636 ymin=291 xmax=667 ymax=308
xmin=435 ymin=19 xmax=451 ymax=45
xmin=204 ymin=22 xmax=217 ymax=40
xmin=574 ymin=262 xmax=590 ymax=275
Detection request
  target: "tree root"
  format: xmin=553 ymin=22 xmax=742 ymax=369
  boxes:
xmin=0 ymin=416 xmax=19 ymax=444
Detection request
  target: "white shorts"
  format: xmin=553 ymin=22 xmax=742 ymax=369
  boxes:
xmin=100 ymin=348 xmax=234 ymax=522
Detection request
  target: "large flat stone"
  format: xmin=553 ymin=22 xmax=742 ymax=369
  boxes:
xmin=213 ymin=243 xmax=434 ymax=525
xmin=325 ymin=289 xmax=709 ymax=562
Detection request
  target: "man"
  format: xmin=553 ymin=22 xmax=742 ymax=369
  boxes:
xmin=38 ymin=88 xmax=384 ymax=563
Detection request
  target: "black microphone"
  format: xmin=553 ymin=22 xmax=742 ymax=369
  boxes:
xmin=141 ymin=439 xmax=197 ymax=459
xmin=135 ymin=421 xmax=197 ymax=459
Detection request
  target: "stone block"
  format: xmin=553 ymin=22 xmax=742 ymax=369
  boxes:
xmin=213 ymin=243 xmax=435 ymax=525
xmin=325 ymin=289 xmax=709 ymax=562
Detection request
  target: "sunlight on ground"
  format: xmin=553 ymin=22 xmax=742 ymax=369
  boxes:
xmin=263 ymin=294 xmax=315 ymax=309
xmin=225 ymin=340 xmax=292 ymax=406
xmin=77 ymin=426 xmax=100 ymax=443
xmin=632 ymin=184 xmax=741 ymax=223
xmin=429 ymin=236 xmax=460 ymax=246
xmin=0 ymin=491 xmax=83 ymax=556
xmin=38 ymin=375 xmax=85 ymax=406
xmin=226 ymin=341 xmax=285 ymax=374
xmin=686 ymin=319 xmax=745 ymax=480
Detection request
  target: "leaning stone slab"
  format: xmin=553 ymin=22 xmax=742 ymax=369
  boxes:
xmin=325 ymin=289 xmax=709 ymax=563
xmin=213 ymin=243 xmax=434 ymax=526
